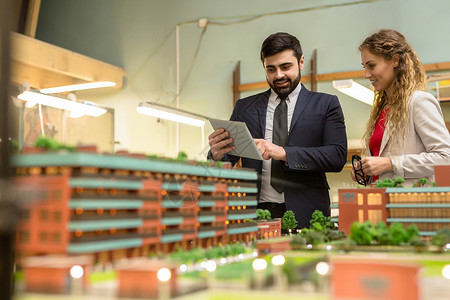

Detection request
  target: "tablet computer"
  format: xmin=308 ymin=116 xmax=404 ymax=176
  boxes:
xmin=209 ymin=118 xmax=263 ymax=161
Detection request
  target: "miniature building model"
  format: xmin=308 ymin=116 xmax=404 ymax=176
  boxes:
xmin=257 ymin=218 xmax=282 ymax=240
xmin=117 ymin=259 xmax=178 ymax=298
xmin=13 ymin=152 xmax=259 ymax=262
xmin=22 ymin=255 xmax=92 ymax=294
xmin=331 ymin=255 xmax=420 ymax=300
xmin=337 ymin=166 xmax=450 ymax=235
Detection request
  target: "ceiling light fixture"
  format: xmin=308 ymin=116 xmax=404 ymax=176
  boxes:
xmin=333 ymin=79 xmax=374 ymax=106
xmin=17 ymin=91 xmax=107 ymax=117
xmin=136 ymin=101 xmax=206 ymax=127
xmin=40 ymin=81 xmax=116 ymax=94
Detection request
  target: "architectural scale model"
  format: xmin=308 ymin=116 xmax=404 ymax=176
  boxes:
xmin=337 ymin=165 xmax=450 ymax=236
xmin=13 ymin=151 xmax=259 ymax=263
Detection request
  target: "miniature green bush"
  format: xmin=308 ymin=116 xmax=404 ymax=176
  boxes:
xmin=373 ymin=177 xmax=405 ymax=188
xmin=168 ymin=242 xmax=249 ymax=264
xmin=11 ymin=139 xmax=20 ymax=153
xmin=349 ymin=221 xmax=373 ymax=245
xmin=323 ymin=228 xmax=346 ymax=242
xmin=256 ymin=209 xmax=271 ymax=220
xmin=205 ymin=247 xmax=227 ymax=259
xmin=431 ymin=227 xmax=450 ymax=247
xmin=309 ymin=210 xmax=336 ymax=231
xmin=302 ymin=230 xmax=325 ymax=245
xmin=290 ymin=234 xmax=306 ymax=246
xmin=228 ymin=242 xmax=246 ymax=256
xmin=389 ymin=222 xmax=408 ymax=245
xmin=213 ymin=161 xmax=224 ymax=168
xmin=373 ymin=222 xmax=392 ymax=245
xmin=418 ymin=177 xmax=429 ymax=186
xmin=34 ymin=136 xmax=75 ymax=151
xmin=394 ymin=177 xmax=405 ymax=187
xmin=374 ymin=178 xmax=395 ymax=188
xmin=195 ymin=161 xmax=210 ymax=167
xmin=409 ymin=236 xmax=427 ymax=247
xmin=406 ymin=224 xmax=420 ymax=242
xmin=349 ymin=221 xmax=421 ymax=246
xmin=176 ymin=151 xmax=188 ymax=160
xmin=291 ymin=210 xmax=345 ymax=245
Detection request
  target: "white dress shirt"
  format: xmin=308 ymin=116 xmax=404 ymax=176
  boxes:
xmin=259 ymin=83 xmax=301 ymax=204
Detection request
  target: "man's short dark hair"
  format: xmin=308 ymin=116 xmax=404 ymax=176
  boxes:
xmin=260 ymin=32 xmax=303 ymax=64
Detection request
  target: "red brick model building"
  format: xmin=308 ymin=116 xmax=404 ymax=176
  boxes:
xmin=13 ymin=152 xmax=259 ymax=263
xmin=337 ymin=165 xmax=450 ymax=235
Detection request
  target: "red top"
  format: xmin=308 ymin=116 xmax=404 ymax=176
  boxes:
xmin=369 ymin=108 xmax=389 ymax=181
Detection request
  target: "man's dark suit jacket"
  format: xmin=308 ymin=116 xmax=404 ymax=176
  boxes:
xmin=213 ymin=84 xmax=347 ymax=228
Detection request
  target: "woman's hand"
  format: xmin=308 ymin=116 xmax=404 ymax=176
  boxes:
xmin=350 ymin=168 xmax=357 ymax=182
xmin=361 ymin=156 xmax=393 ymax=176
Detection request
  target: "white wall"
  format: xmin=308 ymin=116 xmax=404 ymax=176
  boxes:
xmin=36 ymin=0 xmax=450 ymax=191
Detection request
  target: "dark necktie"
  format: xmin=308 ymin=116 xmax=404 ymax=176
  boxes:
xmin=271 ymin=96 xmax=288 ymax=193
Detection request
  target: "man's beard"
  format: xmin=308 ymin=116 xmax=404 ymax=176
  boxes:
xmin=268 ymin=71 xmax=301 ymax=99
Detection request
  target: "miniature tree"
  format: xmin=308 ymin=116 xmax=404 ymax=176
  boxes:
xmin=177 ymin=151 xmax=188 ymax=160
xmin=413 ymin=177 xmax=430 ymax=187
xmin=256 ymin=209 xmax=271 ymax=220
xmin=256 ymin=209 xmax=264 ymax=220
xmin=281 ymin=210 xmax=298 ymax=231
xmin=394 ymin=177 xmax=405 ymax=187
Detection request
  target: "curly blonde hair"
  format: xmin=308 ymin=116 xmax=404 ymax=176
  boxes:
xmin=359 ymin=29 xmax=426 ymax=156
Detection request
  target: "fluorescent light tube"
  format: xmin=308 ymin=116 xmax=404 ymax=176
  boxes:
xmin=333 ymin=79 xmax=374 ymax=106
xmin=136 ymin=102 xmax=206 ymax=127
xmin=18 ymin=91 xmax=107 ymax=117
xmin=40 ymin=81 xmax=116 ymax=94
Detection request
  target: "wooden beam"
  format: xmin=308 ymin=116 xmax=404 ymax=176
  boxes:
xmin=232 ymin=61 xmax=241 ymax=106
xmin=24 ymin=0 xmax=41 ymax=38
xmin=11 ymin=61 xmax=74 ymax=90
xmin=239 ymin=61 xmax=450 ymax=92
xmin=310 ymin=49 xmax=317 ymax=92
xmin=10 ymin=32 xmax=126 ymax=89
xmin=316 ymin=70 xmax=365 ymax=81
xmin=239 ymin=81 xmax=268 ymax=92
xmin=423 ymin=61 xmax=450 ymax=72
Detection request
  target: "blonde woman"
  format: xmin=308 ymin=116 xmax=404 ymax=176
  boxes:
xmin=352 ymin=29 xmax=450 ymax=186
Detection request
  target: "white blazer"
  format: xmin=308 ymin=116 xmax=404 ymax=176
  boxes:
xmin=372 ymin=91 xmax=450 ymax=186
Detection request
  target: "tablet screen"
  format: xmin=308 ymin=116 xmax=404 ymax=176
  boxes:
xmin=209 ymin=118 xmax=263 ymax=161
